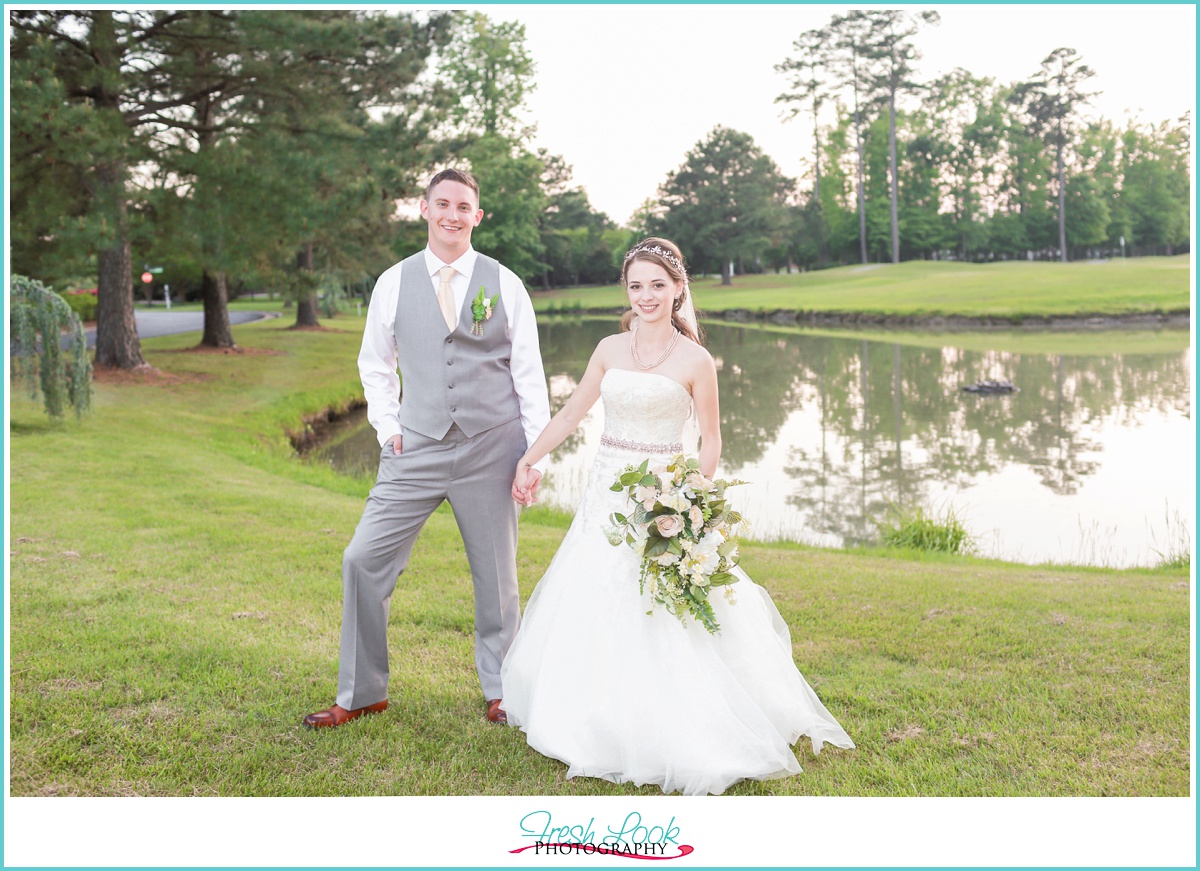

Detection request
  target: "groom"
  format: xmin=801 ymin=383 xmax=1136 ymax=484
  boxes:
xmin=304 ymin=168 xmax=551 ymax=729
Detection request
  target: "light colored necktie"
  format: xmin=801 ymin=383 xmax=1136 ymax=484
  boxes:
xmin=436 ymin=265 xmax=458 ymax=331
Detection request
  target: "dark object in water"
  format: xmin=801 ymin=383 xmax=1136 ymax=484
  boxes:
xmin=962 ymin=379 xmax=1019 ymax=394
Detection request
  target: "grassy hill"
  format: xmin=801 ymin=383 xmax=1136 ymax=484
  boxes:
xmin=532 ymin=255 xmax=1192 ymax=319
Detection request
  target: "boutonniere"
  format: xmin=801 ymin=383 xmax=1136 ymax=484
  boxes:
xmin=471 ymin=285 xmax=499 ymax=336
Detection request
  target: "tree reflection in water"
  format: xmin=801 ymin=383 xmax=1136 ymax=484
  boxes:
xmin=312 ymin=317 xmax=1191 ymax=566
xmin=702 ymin=323 xmax=1189 ymax=561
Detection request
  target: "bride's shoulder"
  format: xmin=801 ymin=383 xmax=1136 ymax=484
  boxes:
xmin=678 ymin=335 xmax=715 ymax=366
xmin=588 ymin=332 xmax=628 ymax=366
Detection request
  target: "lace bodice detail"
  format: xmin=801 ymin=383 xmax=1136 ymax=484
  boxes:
xmin=568 ymin=369 xmax=695 ymax=530
xmin=600 ymin=369 xmax=693 ymax=446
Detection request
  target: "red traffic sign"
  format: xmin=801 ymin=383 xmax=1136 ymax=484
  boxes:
xmin=141 ymin=272 xmax=153 ymax=284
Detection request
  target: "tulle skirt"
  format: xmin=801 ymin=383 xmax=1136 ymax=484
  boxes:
xmin=501 ymin=446 xmax=855 ymax=796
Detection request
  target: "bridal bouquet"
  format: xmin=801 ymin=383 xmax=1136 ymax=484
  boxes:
xmin=606 ymin=454 xmax=746 ymax=634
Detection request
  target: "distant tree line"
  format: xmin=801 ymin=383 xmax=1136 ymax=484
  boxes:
xmin=605 ymin=10 xmax=1189 ymax=285
xmin=768 ymin=9 xmax=1190 ymax=270
xmin=9 ymin=10 xmax=1191 ymax=368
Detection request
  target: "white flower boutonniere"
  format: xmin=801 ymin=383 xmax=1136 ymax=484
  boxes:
xmin=471 ymin=285 xmax=499 ymax=336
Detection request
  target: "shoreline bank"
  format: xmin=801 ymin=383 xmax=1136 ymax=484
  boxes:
xmin=548 ymin=307 xmax=1191 ymax=331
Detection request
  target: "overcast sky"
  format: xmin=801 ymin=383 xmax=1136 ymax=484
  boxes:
xmin=474 ymin=3 xmax=1197 ymax=225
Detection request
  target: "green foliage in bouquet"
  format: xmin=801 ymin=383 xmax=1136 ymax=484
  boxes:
xmin=607 ymin=454 xmax=745 ymax=633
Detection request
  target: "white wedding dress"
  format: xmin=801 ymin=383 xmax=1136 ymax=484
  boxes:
xmin=501 ymin=368 xmax=854 ymax=796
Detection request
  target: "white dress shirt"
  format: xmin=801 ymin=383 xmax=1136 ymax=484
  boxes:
xmin=358 ymin=245 xmax=551 ymax=473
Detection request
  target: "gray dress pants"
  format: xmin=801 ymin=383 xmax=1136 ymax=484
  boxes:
xmin=336 ymin=417 xmax=525 ymax=710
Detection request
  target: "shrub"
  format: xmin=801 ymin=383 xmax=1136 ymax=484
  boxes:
xmin=1150 ymin=504 xmax=1191 ymax=571
xmin=59 ymin=289 xmax=99 ymax=322
xmin=876 ymin=503 xmax=974 ymax=554
xmin=10 ymin=275 xmax=92 ymax=420
xmin=1155 ymin=551 xmax=1191 ymax=571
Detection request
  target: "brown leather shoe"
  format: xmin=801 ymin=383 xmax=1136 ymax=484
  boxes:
xmin=486 ymin=699 xmax=508 ymax=725
xmin=303 ymin=700 xmax=388 ymax=729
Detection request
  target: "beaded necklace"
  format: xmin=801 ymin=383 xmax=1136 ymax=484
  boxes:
xmin=631 ymin=327 xmax=680 ymax=370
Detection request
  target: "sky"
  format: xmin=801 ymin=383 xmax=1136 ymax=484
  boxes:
xmin=477 ymin=3 xmax=1198 ymax=225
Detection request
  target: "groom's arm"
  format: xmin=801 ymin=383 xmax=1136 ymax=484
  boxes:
xmin=358 ymin=265 xmax=404 ymax=448
xmin=499 ymin=265 xmax=551 ymax=477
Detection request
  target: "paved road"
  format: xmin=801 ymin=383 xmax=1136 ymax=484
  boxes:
xmin=74 ymin=310 xmax=277 ymax=349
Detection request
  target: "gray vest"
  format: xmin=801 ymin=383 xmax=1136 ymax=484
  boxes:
xmin=393 ymin=252 xmax=521 ymax=440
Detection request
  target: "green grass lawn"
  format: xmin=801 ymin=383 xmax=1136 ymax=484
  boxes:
xmin=533 ymin=255 xmax=1192 ymax=318
xmin=7 ymin=310 xmax=1189 ymax=797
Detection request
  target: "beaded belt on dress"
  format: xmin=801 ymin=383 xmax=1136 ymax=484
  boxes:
xmin=599 ymin=433 xmax=683 ymax=454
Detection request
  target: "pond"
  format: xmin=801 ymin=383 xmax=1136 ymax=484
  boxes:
xmin=312 ymin=318 xmax=1193 ymax=568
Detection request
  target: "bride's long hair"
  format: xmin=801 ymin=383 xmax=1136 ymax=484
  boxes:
xmin=619 ymin=237 xmax=704 ymax=345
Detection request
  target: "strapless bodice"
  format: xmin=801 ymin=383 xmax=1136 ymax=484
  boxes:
xmin=599 ymin=368 xmax=693 ymax=448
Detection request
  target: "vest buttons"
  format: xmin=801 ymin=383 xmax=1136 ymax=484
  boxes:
xmin=448 ymin=383 xmax=455 ymax=389
xmin=447 ymin=359 xmax=454 ymax=365
xmin=450 ymin=406 xmax=457 ymax=412
xmin=446 ymin=337 xmax=453 ymax=344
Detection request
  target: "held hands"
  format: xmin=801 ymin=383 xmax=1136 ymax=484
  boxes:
xmin=512 ymin=462 xmax=542 ymax=507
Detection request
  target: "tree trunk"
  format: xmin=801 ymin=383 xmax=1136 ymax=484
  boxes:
xmin=720 ymin=257 xmax=732 ymax=286
xmin=90 ymin=13 xmax=147 ymax=370
xmin=296 ymin=293 xmax=320 ymax=326
xmin=295 ymin=242 xmax=321 ymax=327
xmin=814 ymin=123 xmax=825 ymax=269
xmin=853 ymin=76 xmax=868 ymax=265
xmin=888 ymin=88 xmax=900 ymax=264
xmin=959 ymin=187 xmax=970 ymax=261
xmin=93 ymin=168 xmax=147 ymax=370
xmin=201 ymin=269 xmax=236 ymax=348
xmin=1056 ymin=131 xmax=1068 ymax=263
xmin=196 ymin=88 xmax=239 ymax=347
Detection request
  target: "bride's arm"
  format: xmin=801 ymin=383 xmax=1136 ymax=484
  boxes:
xmin=512 ymin=341 xmax=609 ymax=505
xmin=691 ymin=352 xmax=722 ymax=478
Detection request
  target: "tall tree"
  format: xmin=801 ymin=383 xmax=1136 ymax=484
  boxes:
xmin=776 ymin=26 xmax=832 ymax=267
xmin=438 ymin=11 xmax=535 ymax=142
xmin=996 ymin=84 xmax=1056 ymax=256
xmin=899 ymin=113 xmax=949 ymax=258
xmin=432 ymin=12 xmax=546 ymax=282
xmin=862 ymin=8 xmax=940 ymax=264
xmin=461 ymin=134 xmax=547 ymax=281
xmin=10 ymin=9 xmax=451 ymax=360
xmin=652 ymin=126 xmax=793 ymax=285
xmin=924 ymin=70 xmax=1005 ymax=259
xmin=1120 ymin=116 xmax=1191 ymax=255
xmin=816 ymin=109 xmax=862 ymax=266
xmin=238 ymin=10 xmax=452 ymax=327
xmin=147 ymin=11 xmax=252 ymax=348
xmin=9 ymin=11 xmax=190 ymax=369
xmin=826 ymin=11 xmax=876 ymax=264
xmin=537 ymin=153 xmax=615 ymax=288
xmin=1014 ymin=47 xmax=1098 ymax=262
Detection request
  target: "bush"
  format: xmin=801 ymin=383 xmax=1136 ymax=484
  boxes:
xmin=59 ymin=289 xmax=98 ymax=322
xmin=876 ymin=503 xmax=974 ymax=554
xmin=10 ymin=275 xmax=92 ymax=420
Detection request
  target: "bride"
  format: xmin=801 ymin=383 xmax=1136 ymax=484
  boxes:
xmin=502 ymin=238 xmax=854 ymax=796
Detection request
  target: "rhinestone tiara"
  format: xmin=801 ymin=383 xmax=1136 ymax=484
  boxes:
xmin=624 ymin=244 xmax=686 ymax=274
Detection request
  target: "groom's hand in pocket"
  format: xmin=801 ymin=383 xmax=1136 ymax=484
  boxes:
xmin=386 ymin=433 xmax=403 ymax=455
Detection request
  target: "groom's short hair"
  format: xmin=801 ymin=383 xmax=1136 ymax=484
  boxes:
xmin=425 ymin=168 xmax=479 ymax=203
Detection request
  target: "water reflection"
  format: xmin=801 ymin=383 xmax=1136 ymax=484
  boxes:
xmin=313 ymin=318 xmax=1192 ymax=567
